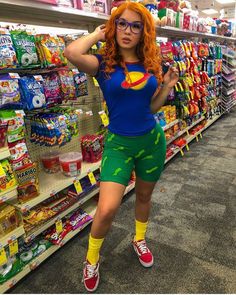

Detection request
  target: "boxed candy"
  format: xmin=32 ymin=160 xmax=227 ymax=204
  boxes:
xmin=0 ymin=204 xmax=20 ymax=238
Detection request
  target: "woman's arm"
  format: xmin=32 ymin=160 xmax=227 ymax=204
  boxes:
xmin=64 ymin=25 xmax=106 ymax=76
xmin=151 ymin=67 xmax=179 ymax=113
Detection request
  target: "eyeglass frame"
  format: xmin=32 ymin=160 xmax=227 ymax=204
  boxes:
xmin=115 ymin=18 xmax=144 ymax=34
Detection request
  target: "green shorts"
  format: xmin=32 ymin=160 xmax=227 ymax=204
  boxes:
xmin=100 ymin=124 xmax=166 ymax=186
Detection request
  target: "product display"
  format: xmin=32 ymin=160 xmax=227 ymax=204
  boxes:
xmin=0 ymin=1 xmax=235 ymax=292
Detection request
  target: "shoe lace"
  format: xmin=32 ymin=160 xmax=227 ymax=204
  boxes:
xmin=137 ymin=240 xmax=149 ymax=254
xmin=85 ymin=263 xmax=97 ymax=279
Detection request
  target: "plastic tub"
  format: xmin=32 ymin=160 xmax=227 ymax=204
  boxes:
xmin=41 ymin=151 xmax=60 ymax=174
xmin=59 ymin=152 xmax=82 ymax=177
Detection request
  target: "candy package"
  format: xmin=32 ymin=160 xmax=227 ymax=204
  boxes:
xmin=19 ymin=76 xmax=46 ymax=110
xmin=14 ymin=162 xmax=39 ymax=203
xmin=0 ymin=204 xmax=19 ymax=237
xmin=68 ymin=208 xmax=93 ymax=230
xmin=42 ymin=72 xmax=62 ymax=107
xmin=58 ymin=69 xmax=76 ymax=100
xmin=7 ymin=115 xmax=25 ymax=143
xmin=0 ymin=159 xmax=17 ymax=193
xmin=44 ymin=222 xmax=72 ymax=245
xmin=0 ymin=120 xmax=8 ymax=148
xmin=8 ymin=139 xmax=32 ymax=170
xmin=160 ymin=42 xmax=174 ymax=63
xmin=0 ymin=28 xmax=18 ymax=69
xmin=0 ymin=255 xmax=23 ymax=284
xmin=10 ymin=30 xmax=39 ymax=68
xmin=73 ymin=69 xmax=88 ymax=97
xmin=57 ymin=36 xmax=68 ymax=66
xmin=0 ymin=74 xmax=21 ymax=108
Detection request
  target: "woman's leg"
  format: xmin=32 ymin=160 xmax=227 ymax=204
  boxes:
xmin=83 ymin=181 xmax=126 ymax=292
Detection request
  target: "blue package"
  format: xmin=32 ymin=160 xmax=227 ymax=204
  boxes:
xmin=19 ymin=76 xmax=46 ymax=110
xmin=0 ymin=74 xmax=21 ymax=109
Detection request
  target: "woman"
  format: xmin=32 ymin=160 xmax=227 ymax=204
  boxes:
xmin=65 ymin=2 xmax=179 ymax=292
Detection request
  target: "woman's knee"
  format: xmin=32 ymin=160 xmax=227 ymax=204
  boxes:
xmin=96 ymin=206 xmax=117 ymax=222
xmin=136 ymin=190 xmax=152 ymax=203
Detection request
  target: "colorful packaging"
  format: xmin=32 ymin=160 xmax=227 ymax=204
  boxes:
xmin=39 ymin=34 xmax=62 ymax=68
xmin=19 ymin=76 xmax=46 ymax=110
xmin=69 ymin=208 xmax=93 ymax=230
xmin=0 ymin=74 xmax=21 ymax=108
xmin=7 ymin=116 xmax=25 ymax=143
xmin=58 ymin=69 xmax=76 ymax=100
xmin=41 ymin=151 xmax=60 ymax=174
xmin=10 ymin=30 xmax=39 ymax=68
xmin=0 ymin=120 xmax=8 ymax=148
xmin=59 ymin=152 xmax=82 ymax=177
xmin=42 ymin=72 xmax=62 ymax=107
xmin=0 ymin=28 xmax=18 ymax=69
xmin=8 ymin=139 xmax=32 ymax=171
xmin=14 ymin=162 xmax=39 ymax=203
xmin=0 ymin=159 xmax=17 ymax=193
xmin=57 ymin=36 xmax=68 ymax=66
xmin=160 ymin=42 xmax=174 ymax=63
xmin=44 ymin=222 xmax=72 ymax=245
xmin=73 ymin=69 xmax=88 ymax=97
xmin=0 ymin=256 xmax=23 ymax=284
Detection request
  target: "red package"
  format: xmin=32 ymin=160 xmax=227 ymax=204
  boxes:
xmin=0 ymin=121 xmax=8 ymax=148
xmin=160 ymin=42 xmax=174 ymax=63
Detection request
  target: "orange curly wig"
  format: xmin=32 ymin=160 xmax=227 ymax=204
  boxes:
xmin=99 ymin=1 xmax=163 ymax=86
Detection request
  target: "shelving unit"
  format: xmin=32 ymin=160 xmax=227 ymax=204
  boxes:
xmin=0 ymin=185 xmax=18 ymax=204
xmin=15 ymin=161 xmax=101 ymax=212
xmin=0 ymin=146 xmax=10 ymax=161
xmin=0 ymin=225 xmax=25 ymax=249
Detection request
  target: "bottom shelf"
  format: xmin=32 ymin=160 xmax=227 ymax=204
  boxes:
xmin=0 ymin=181 xmax=135 ymax=293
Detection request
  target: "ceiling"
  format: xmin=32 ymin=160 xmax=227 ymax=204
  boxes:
xmin=189 ymin=0 xmax=236 ymax=18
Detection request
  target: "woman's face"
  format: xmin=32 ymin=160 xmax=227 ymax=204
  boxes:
xmin=115 ymin=9 xmax=143 ymax=51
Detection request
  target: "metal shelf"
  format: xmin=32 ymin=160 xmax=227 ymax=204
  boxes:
xmin=0 ymin=186 xmax=18 ymax=204
xmin=0 ymin=0 xmax=108 ymax=29
xmin=25 ymin=187 xmax=100 ymax=243
xmin=15 ymin=161 xmax=101 ymax=212
xmin=162 ymin=119 xmax=180 ymax=131
xmin=156 ymin=26 xmax=236 ymax=42
xmin=0 ymin=225 xmax=25 ymax=249
xmin=0 ymin=146 xmax=10 ymax=161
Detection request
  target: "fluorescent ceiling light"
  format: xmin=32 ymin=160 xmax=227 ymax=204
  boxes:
xmin=202 ymin=8 xmax=218 ymax=14
xmin=216 ymin=0 xmax=236 ymax=4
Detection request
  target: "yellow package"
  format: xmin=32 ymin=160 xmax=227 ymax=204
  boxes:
xmin=0 ymin=159 xmax=17 ymax=193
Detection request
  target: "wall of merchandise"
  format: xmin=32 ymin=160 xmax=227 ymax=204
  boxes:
xmin=0 ymin=0 xmax=235 ymax=293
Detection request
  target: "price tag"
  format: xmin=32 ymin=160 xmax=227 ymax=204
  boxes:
xmin=33 ymin=75 xmax=43 ymax=82
xmin=88 ymin=171 xmax=96 ymax=186
xmin=9 ymin=240 xmax=19 ymax=257
xmin=85 ymin=111 xmax=93 ymax=116
xmin=0 ymin=248 xmax=7 ymax=266
xmin=0 ymin=196 xmax=7 ymax=204
xmin=199 ymin=133 xmax=203 ymax=139
xmin=15 ymin=110 xmax=25 ymax=118
xmin=73 ymin=179 xmax=83 ymax=195
xmin=186 ymin=144 xmax=190 ymax=151
xmin=98 ymin=111 xmax=109 ymax=127
xmin=75 ymin=109 xmax=83 ymax=115
xmin=186 ymin=130 xmax=190 ymax=136
xmin=93 ymin=77 xmax=99 ymax=87
xmin=55 ymin=219 xmax=63 ymax=234
xmin=72 ymin=68 xmax=79 ymax=74
xmin=9 ymin=73 xmax=20 ymax=79
xmin=196 ymin=135 xmax=199 ymax=142
xmin=180 ymin=149 xmax=184 ymax=157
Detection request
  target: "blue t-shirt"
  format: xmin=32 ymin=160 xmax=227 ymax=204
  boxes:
xmin=95 ymin=54 xmax=158 ymax=136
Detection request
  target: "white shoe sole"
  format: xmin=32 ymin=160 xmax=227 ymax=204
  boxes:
xmin=133 ymin=244 xmax=154 ymax=268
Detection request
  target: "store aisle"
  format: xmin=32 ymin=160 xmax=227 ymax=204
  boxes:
xmin=10 ymin=110 xmax=236 ymax=294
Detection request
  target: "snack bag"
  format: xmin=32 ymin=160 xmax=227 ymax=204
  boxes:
xmin=57 ymin=36 xmax=67 ymax=66
xmin=0 ymin=74 xmax=21 ymax=108
xmin=40 ymin=34 xmax=62 ymax=67
xmin=160 ymin=42 xmax=174 ymax=63
xmin=10 ymin=30 xmax=39 ymax=68
xmin=8 ymin=139 xmax=32 ymax=170
xmin=73 ymin=69 xmax=88 ymax=97
xmin=58 ymin=69 xmax=76 ymax=100
xmin=7 ymin=115 xmax=25 ymax=143
xmin=68 ymin=208 xmax=93 ymax=230
xmin=14 ymin=162 xmax=39 ymax=203
xmin=0 ymin=159 xmax=17 ymax=193
xmin=42 ymin=72 xmax=62 ymax=107
xmin=0 ymin=28 xmax=18 ymax=69
xmin=19 ymin=76 xmax=46 ymax=110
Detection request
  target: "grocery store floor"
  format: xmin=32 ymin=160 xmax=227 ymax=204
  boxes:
xmin=10 ymin=109 xmax=236 ymax=294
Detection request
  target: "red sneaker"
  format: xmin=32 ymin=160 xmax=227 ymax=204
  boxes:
xmin=132 ymin=240 xmax=154 ymax=267
xmin=83 ymin=260 xmax=100 ymax=292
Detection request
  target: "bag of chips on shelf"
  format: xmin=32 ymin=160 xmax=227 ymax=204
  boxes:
xmin=57 ymin=36 xmax=68 ymax=66
xmin=0 ymin=159 xmax=17 ymax=194
xmin=19 ymin=76 xmax=46 ymax=110
xmin=0 ymin=27 xmax=18 ymax=69
xmin=14 ymin=162 xmax=40 ymax=203
xmin=42 ymin=72 xmax=62 ymax=107
xmin=10 ymin=30 xmax=39 ymax=68
xmin=0 ymin=74 xmax=21 ymax=109
xmin=58 ymin=69 xmax=76 ymax=100
xmin=8 ymin=139 xmax=32 ymax=171
xmin=72 ymin=69 xmax=88 ymax=97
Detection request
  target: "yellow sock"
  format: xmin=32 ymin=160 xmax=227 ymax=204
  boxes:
xmin=86 ymin=234 xmax=104 ymax=265
xmin=134 ymin=219 xmax=148 ymax=241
